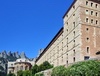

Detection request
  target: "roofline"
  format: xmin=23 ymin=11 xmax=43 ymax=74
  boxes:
xmin=36 ymin=27 xmax=64 ymax=63
xmin=62 ymin=0 xmax=77 ymax=18
xmin=14 ymin=62 xmax=31 ymax=65
xmin=89 ymin=0 xmax=100 ymax=4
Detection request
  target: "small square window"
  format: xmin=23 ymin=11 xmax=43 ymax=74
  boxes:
xmin=86 ymin=28 xmax=89 ymax=32
xmin=73 ymin=5 xmax=75 ymax=9
xmin=86 ymin=38 xmax=89 ymax=42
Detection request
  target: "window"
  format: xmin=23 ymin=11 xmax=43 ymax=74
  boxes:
xmin=67 ymin=22 xmax=68 ymax=25
xmin=66 ymin=54 xmax=68 ymax=59
xmin=73 ymin=31 xmax=75 ymax=37
xmin=86 ymin=10 xmax=88 ymax=14
xmin=87 ymin=47 xmax=89 ymax=53
xmin=84 ymin=56 xmax=90 ymax=60
xmin=96 ymin=12 xmax=98 ymax=16
xmin=67 ymin=38 xmax=68 ymax=43
xmin=73 ymin=50 xmax=75 ymax=56
xmin=66 ymin=15 xmax=68 ymax=17
xmin=20 ymin=66 xmax=23 ymax=71
xmin=86 ymin=18 xmax=88 ymax=22
xmin=91 ymin=19 xmax=93 ymax=23
xmin=91 ymin=11 xmax=93 ymax=15
xmin=73 ymin=22 xmax=75 ymax=28
xmin=95 ymin=4 xmax=98 ymax=8
xmin=73 ymin=14 xmax=75 ymax=18
xmin=86 ymin=1 xmax=88 ymax=5
xmin=86 ymin=38 xmax=89 ymax=42
xmin=67 ymin=29 xmax=68 ymax=32
xmin=91 ymin=3 xmax=93 ymax=7
xmin=86 ymin=28 xmax=89 ymax=32
xmin=62 ymin=42 xmax=63 ymax=48
xmin=73 ymin=5 xmax=75 ymax=9
xmin=96 ymin=20 xmax=98 ymax=24
xmin=66 ymin=60 xmax=68 ymax=64
xmin=73 ymin=40 xmax=75 ymax=42
xmin=73 ymin=57 xmax=75 ymax=62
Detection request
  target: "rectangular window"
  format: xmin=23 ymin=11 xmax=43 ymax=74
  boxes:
xmin=87 ymin=47 xmax=89 ymax=53
xmin=91 ymin=11 xmax=93 ymax=15
xmin=84 ymin=56 xmax=90 ymax=60
xmin=95 ymin=4 xmax=98 ymax=8
xmin=73 ymin=31 xmax=75 ymax=37
xmin=73 ymin=57 xmax=75 ymax=62
xmin=95 ymin=12 xmax=98 ymax=16
xmin=96 ymin=20 xmax=98 ymax=24
xmin=91 ymin=19 xmax=93 ymax=23
xmin=86 ymin=18 xmax=89 ymax=22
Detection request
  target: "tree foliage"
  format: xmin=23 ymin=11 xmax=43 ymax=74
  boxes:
xmin=17 ymin=70 xmax=23 ymax=76
xmin=23 ymin=70 xmax=32 ymax=76
xmin=65 ymin=60 xmax=100 ymax=76
xmin=51 ymin=60 xmax=100 ymax=76
xmin=31 ymin=64 xmax=38 ymax=75
xmin=31 ymin=61 xmax=53 ymax=75
xmin=6 ymin=72 xmax=15 ymax=76
xmin=34 ymin=72 xmax=44 ymax=76
xmin=51 ymin=65 xmax=67 ymax=76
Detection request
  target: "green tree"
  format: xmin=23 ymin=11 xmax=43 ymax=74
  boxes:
xmin=6 ymin=73 xmax=15 ymax=76
xmin=34 ymin=72 xmax=44 ymax=76
xmin=42 ymin=61 xmax=53 ymax=70
xmin=31 ymin=64 xmax=39 ymax=75
xmin=23 ymin=70 xmax=32 ymax=76
xmin=17 ymin=70 xmax=23 ymax=76
xmin=66 ymin=60 xmax=100 ymax=76
xmin=51 ymin=65 xmax=67 ymax=76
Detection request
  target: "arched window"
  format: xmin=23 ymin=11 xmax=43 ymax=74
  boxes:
xmin=20 ymin=66 xmax=23 ymax=71
xmin=25 ymin=66 xmax=28 ymax=70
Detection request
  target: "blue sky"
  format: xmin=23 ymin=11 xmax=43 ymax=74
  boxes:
xmin=0 ymin=0 xmax=74 ymax=58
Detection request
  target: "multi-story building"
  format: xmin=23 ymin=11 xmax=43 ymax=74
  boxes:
xmin=36 ymin=0 xmax=100 ymax=67
xmin=8 ymin=58 xmax=35 ymax=75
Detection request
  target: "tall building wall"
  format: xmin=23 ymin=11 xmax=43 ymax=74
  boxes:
xmin=36 ymin=0 xmax=100 ymax=67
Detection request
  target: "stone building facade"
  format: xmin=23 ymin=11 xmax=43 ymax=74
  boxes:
xmin=36 ymin=0 xmax=100 ymax=67
xmin=8 ymin=58 xmax=35 ymax=75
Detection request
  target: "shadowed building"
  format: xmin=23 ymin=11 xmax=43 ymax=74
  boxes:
xmin=36 ymin=0 xmax=100 ymax=67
